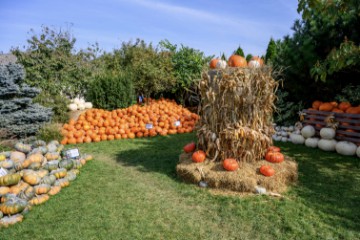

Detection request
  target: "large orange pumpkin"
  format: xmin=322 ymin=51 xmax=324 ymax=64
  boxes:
xmin=183 ymin=142 xmax=196 ymax=153
xmin=192 ymin=150 xmax=206 ymax=163
xmin=209 ymin=58 xmax=219 ymax=69
xmin=265 ymin=151 xmax=284 ymax=163
xmin=260 ymin=165 xmax=275 ymax=177
xmin=319 ymin=102 xmax=333 ymax=112
xmin=223 ymin=158 xmax=239 ymax=171
xmin=228 ymin=55 xmax=247 ymax=67
xmin=338 ymin=102 xmax=351 ymax=111
xmin=312 ymin=100 xmax=322 ymax=110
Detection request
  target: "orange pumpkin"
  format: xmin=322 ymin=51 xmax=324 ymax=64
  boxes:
xmin=209 ymin=58 xmax=219 ymax=69
xmin=267 ymin=146 xmax=281 ymax=152
xmin=192 ymin=150 xmax=206 ymax=163
xmin=183 ymin=142 xmax=196 ymax=153
xmin=319 ymin=102 xmax=333 ymax=112
xmin=312 ymin=100 xmax=322 ymax=110
xmin=332 ymin=108 xmax=344 ymax=113
xmin=223 ymin=158 xmax=239 ymax=171
xmin=260 ymin=165 xmax=275 ymax=177
xmin=228 ymin=55 xmax=247 ymax=67
xmin=338 ymin=102 xmax=351 ymax=111
xmin=265 ymin=151 xmax=284 ymax=163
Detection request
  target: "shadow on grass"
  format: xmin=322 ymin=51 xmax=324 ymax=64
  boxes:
xmin=115 ymin=133 xmax=196 ymax=179
xmin=277 ymin=142 xmax=360 ymax=233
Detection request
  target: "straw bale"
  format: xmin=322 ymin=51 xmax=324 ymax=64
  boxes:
xmin=176 ymin=153 xmax=297 ymax=193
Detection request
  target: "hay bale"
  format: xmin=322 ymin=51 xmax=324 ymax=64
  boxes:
xmin=197 ymin=67 xmax=278 ymax=162
xmin=176 ymin=153 xmax=297 ymax=193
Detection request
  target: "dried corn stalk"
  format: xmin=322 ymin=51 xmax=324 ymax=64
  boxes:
xmin=196 ymin=67 xmax=278 ymax=162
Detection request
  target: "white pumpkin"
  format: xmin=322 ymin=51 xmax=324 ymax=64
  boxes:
xmin=273 ymin=135 xmax=282 ymax=141
xmin=281 ymin=137 xmax=288 ymax=142
xmin=320 ymin=127 xmax=336 ymax=139
xmin=318 ymin=139 xmax=337 ymax=151
xmin=84 ymin=102 xmax=93 ymax=109
xmin=357 ymin=146 xmax=360 ymax=158
xmin=305 ymin=137 xmax=319 ymax=148
xmin=288 ymin=126 xmax=295 ymax=132
xmin=248 ymin=60 xmax=261 ymax=68
xmin=215 ymin=60 xmax=227 ymax=69
xmin=290 ymin=133 xmax=305 ymax=144
xmin=293 ymin=129 xmax=301 ymax=135
xmin=77 ymin=103 xmax=85 ymax=111
xmin=281 ymin=131 xmax=288 ymax=137
xmin=275 ymin=126 xmax=281 ymax=131
xmin=301 ymin=125 xmax=316 ymax=138
xmin=72 ymin=98 xmax=81 ymax=105
xmin=79 ymin=98 xmax=86 ymax=104
xmin=68 ymin=103 xmax=77 ymax=111
xmin=335 ymin=141 xmax=357 ymax=156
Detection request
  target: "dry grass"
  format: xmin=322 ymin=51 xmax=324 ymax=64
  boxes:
xmin=176 ymin=152 xmax=298 ymax=193
xmin=197 ymin=67 xmax=278 ymax=162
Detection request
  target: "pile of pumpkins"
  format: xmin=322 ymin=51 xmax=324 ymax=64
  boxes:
xmin=67 ymin=97 xmax=93 ymax=112
xmin=209 ymin=55 xmax=264 ymax=69
xmin=283 ymin=124 xmax=360 ymax=158
xmin=0 ymin=140 xmax=92 ymax=227
xmin=309 ymin=100 xmax=360 ymax=114
xmin=61 ymin=98 xmax=199 ymax=145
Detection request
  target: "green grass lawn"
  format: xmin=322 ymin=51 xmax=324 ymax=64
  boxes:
xmin=1 ymin=133 xmax=360 ymax=239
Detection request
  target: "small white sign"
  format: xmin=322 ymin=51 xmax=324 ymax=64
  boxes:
xmin=174 ymin=121 xmax=181 ymax=127
xmin=0 ymin=168 xmax=8 ymax=177
xmin=146 ymin=123 xmax=153 ymax=129
xmin=64 ymin=149 xmax=80 ymax=159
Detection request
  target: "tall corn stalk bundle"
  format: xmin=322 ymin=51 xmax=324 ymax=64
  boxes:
xmin=197 ymin=67 xmax=278 ymax=162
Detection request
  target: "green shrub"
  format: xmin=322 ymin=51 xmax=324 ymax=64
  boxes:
xmin=34 ymin=92 xmax=69 ymax=123
xmin=335 ymin=84 xmax=360 ymax=105
xmin=87 ymin=71 xmax=135 ymax=110
xmin=274 ymin=89 xmax=304 ymax=125
xmin=35 ymin=123 xmax=62 ymax=143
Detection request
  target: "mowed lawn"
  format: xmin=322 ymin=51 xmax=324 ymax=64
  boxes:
xmin=1 ymin=133 xmax=359 ymax=239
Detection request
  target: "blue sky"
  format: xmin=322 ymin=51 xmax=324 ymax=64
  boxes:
xmin=0 ymin=0 xmax=300 ymax=57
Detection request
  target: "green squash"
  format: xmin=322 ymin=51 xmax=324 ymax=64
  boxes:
xmin=18 ymin=186 xmax=35 ymax=201
xmin=0 ymin=196 xmax=28 ymax=215
xmin=43 ymin=160 xmax=59 ymax=171
xmin=41 ymin=175 xmax=56 ymax=186
xmin=0 ymin=173 xmax=21 ymax=186
xmin=65 ymin=171 xmax=77 ymax=181
xmin=14 ymin=142 xmax=32 ymax=153
xmin=59 ymin=159 xmax=74 ymax=170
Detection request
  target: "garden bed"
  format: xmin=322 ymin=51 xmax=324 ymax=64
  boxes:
xmin=176 ymin=153 xmax=298 ymax=193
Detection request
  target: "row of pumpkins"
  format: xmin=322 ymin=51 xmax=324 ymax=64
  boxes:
xmin=309 ymin=100 xmax=360 ymax=114
xmin=209 ymin=55 xmax=264 ymax=69
xmin=0 ymin=140 xmax=92 ymax=227
xmin=183 ymin=143 xmax=284 ymax=177
xmin=61 ymin=98 xmax=199 ymax=145
xmin=67 ymin=97 xmax=93 ymax=112
xmin=279 ymin=124 xmax=360 ymax=157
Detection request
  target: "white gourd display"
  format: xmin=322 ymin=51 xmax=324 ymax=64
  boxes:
xmin=356 ymin=146 xmax=360 ymax=158
xmin=320 ymin=127 xmax=336 ymax=139
xmin=305 ymin=137 xmax=320 ymax=148
xmin=318 ymin=139 xmax=337 ymax=151
xmin=301 ymin=125 xmax=316 ymax=138
xmin=335 ymin=141 xmax=357 ymax=156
